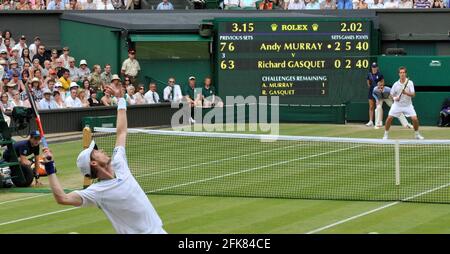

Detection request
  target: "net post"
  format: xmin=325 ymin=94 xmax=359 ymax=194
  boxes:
xmin=82 ymin=125 xmax=93 ymax=189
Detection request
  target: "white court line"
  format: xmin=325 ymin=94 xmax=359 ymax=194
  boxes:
xmin=0 ymin=194 xmax=50 ymax=206
xmin=135 ymin=143 xmax=308 ymax=178
xmin=0 ymin=207 xmax=79 ymax=227
xmin=306 ymin=182 xmax=450 ymax=234
xmin=148 ymin=145 xmax=363 ymax=193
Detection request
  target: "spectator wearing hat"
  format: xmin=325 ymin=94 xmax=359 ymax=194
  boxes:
xmin=32 ymin=44 xmax=51 ymax=68
xmin=121 ymin=49 xmax=140 ymax=86
xmin=9 ymin=48 xmax=22 ymax=67
xmin=184 ymin=76 xmax=202 ymax=122
xmin=39 ymin=88 xmax=58 ymax=110
xmin=53 ymin=91 xmax=66 ymax=108
xmin=1 ymin=49 xmax=9 ymax=61
xmin=100 ymin=64 xmax=112 ymax=85
xmin=54 ymin=82 xmax=66 ymax=102
xmin=12 ymin=35 xmax=27 ymax=57
xmin=7 ymin=60 xmax=21 ymax=79
xmin=58 ymin=47 xmax=72 ymax=69
xmin=30 ymin=77 xmax=44 ymax=102
xmin=65 ymin=82 xmax=83 ymax=108
xmin=366 ymin=62 xmax=384 ymax=127
xmin=77 ymin=59 xmax=91 ymax=82
xmin=156 ymin=0 xmax=174 ymax=9
xmin=67 ymin=57 xmax=78 ymax=81
xmin=5 ymin=81 xmax=18 ymax=100
xmin=28 ymin=36 xmax=41 ymax=60
xmin=89 ymin=64 xmax=102 ymax=91
xmin=47 ymin=0 xmax=66 ymax=9
xmin=59 ymin=69 xmax=71 ymax=92
xmin=144 ymin=82 xmax=160 ymax=104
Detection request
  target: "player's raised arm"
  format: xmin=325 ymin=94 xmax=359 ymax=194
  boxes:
xmin=105 ymin=82 xmax=127 ymax=148
xmin=44 ymin=149 xmax=83 ymax=206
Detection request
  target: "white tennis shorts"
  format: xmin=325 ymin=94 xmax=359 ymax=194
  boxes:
xmin=388 ymin=103 xmax=417 ymax=118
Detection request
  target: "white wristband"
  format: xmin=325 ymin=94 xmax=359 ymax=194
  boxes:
xmin=117 ymin=98 xmax=127 ymax=110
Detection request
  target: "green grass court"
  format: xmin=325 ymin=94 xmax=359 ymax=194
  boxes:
xmin=1 ymin=123 xmax=450 ymax=234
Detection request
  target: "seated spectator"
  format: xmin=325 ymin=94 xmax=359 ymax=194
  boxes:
xmin=47 ymin=0 xmax=66 ymax=9
xmin=30 ymin=77 xmax=44 ymax=102
xmin=65 ymin=82 xmax=83 ymax=108
xmin=125 ymin=85 xmax=136 ymax=105
xmin=125 ymin=0 xmax=145 ymax=9
xmin=285 ymin=0 xmax=305 ymax=9
xmin=356 ymin=0 xmax=368 ymax=8
xmin=7 ymin=60 xmax=21 ymax=79
xmin=184 ymin=76 xmax=202 ymax=107
xmin=201 ymin=77 xmax=223 ymax=108
xmin=370 ymin=0 xmax=384 ymax=8
xmin=337 ymin=0 xmax=353 ymax=8
xmin=16 ymin=0 xmax=31 ymax=10
xmin=11 ymin=90 xmax=25 ymax=108
xmin=59 ymin=69 xmax=71 ymax=92
xmin=134 ymin=84 xmax=146 ymax=104
xmin=53 ymin=91 xmax=65 ymax=108
xmin=100 ymin=89 xmax=115 ymax=106
xmin=5 ymin=83 xmax=17 ymax=100
xmin=239 ymin=0 xmax=257 ymax=7
xmin=2 ymin=30 xmax=15 ymax=48
xmin=45 ymin=79 xmax=56 ymax=92
xmin=30 ymin=59 xmax=43 ymax=78
xmin=67 ymin=57 xmax=78 ymax=81
xmin=100 ymin=64 xmax=112 ymax=85
xmin=384 ymin=0 xmax=398 ymax=8
xmin=81 ymin=79 xmax=91 ymax=99
xmin=33 ymin=69 xmax=45 ymax=86
xmin=438 ymin=98 xmax=450 ymax=127
xmin=432 ymin=0 xmax=445 ymax=7
xmin=144 ymin=82 xmax=160 ymax=104
xmin=32 ymin=45 xmax=50 ymax=68
xmin=111 ymin=0 xmax=124 ymax=9
xmin=12 ymin=35 xmax=27 ymax=57
xmin=89 ymin=64 xmax=102 ymax=91
xmin=21 ymin=48 xmax=32 ymax=68
xmin=38 ymin=88 xmax=59 ymax=110
xmin=224 ymin=0 xmax=240 ymax=8
xmin=10 ymin=48 xmax=22 ymax=68
xmin=77 ymin=59 xmax=90 ymax=82
xmin=304 ymin=0 xmax=320 ymax=8
xmin=50 ymin=49 xmax=59 ymax=68
xmin=66 ymin=0 xmax=84 ymax=9
xmin=58 ymin=47 xmax=72 ymax=68
xmin=78 ymin=89 xmax=90 ymax=107
xmin=28 ymin=36 xmax=40 ymax=60
xmin=156 ymin=0 xmax=174 ymax=9
xmin=97 ymin=0 xmax=114 ymax=9
xmin=88 ymin=89 xmax=102 ymax=107
xmin=0 ymin=93 xmax=13 ymax=114
xmin=81 ymin=0 xmax=97 ymax=9
xmin=7 ymin=73 xmax=25 ymax=94
xmin=54 ymin=82 xmax=66 ymax=102
xmin=414 ymin=0 xmax=431 ymax=7
xmin=320 ymin=0 xmax=337 ymax=9
xmin=163 ymin=77 xmax=183 ymax=103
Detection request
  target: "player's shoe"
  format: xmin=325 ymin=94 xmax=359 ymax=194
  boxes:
xmin=189 ymin=117 xmax=196 ymax=124
xmin=415 ymin=134 xmax=424 ymax=140
xmin=374 ymin=126 xmax=380 ymax=129
xmin=366 ymin=121 xmax=374 ymax=127
xmin=382 ymin=134 xmax=388 ymax=140
xmin=406 ymin=123 xmax=413 ymax=129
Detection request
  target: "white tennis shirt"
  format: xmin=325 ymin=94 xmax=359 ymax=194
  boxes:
xmin=391 ymin=79 xmax=415 ymax=107
xmin=75 ymin=146 xmax=164 ymax=234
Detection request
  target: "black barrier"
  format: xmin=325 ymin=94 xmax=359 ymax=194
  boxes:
xmin=22 ymin=103 xmax=177 ymax=134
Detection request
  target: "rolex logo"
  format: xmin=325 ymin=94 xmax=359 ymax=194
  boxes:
xmin=271 ymin=24 xmax=278 ymax=32
xmin=312 ymin=23 xmax=319 ymax=31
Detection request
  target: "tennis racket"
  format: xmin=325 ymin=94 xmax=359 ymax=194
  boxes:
xmin=397 ymin=78 xmax=409 ymax=101
xmin=24 ymin=84 xmax=51 ymax=160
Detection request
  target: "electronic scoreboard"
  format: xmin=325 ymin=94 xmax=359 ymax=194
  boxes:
xmin=214 ymin=18 xmax=377 ymax=105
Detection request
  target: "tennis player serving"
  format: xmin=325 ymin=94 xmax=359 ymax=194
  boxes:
xmin=43 ymin=82 xmax=166 ymax=234
xmin=383 ymin=66 xmax=424 ymax=140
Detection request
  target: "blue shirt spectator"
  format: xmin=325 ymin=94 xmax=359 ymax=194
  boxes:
xmin=337 ymin=0 xmax=353 ymax=8
xmin=156 ymin=0 xmax=174 ymax=9
xmin=414 ymin=0 xmax=431 ymax=8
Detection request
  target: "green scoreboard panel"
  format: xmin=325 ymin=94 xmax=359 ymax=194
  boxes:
xmin=214 ymin=18 xmax=376 ymax=105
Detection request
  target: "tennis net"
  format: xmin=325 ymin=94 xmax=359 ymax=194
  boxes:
xmin=93 ymin=127 xmax=450 ymax=204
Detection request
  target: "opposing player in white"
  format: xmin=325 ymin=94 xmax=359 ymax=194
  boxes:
xmin=372 ymin=81 xmax=412 ymax=129
xmin=383 ymin=66 xmax=424 ymax=140
xmin=43 ymin=83 xmax=166 ymax=234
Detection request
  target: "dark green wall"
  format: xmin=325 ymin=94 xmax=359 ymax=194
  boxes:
xmin=60 ymin=20 xmax=121 ymax=75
